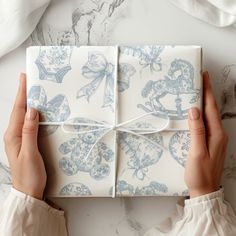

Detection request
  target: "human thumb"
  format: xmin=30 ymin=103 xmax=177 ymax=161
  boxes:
xmin=188 ymin=107 xmax=206 ymax=155
xmin=22 ymin=108 xmax=39 ymax=152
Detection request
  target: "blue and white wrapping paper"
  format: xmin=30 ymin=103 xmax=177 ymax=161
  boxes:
xmin=26 ymin=45 xmax=202 ymax=197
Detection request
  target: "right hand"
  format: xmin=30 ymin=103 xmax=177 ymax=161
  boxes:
xmin=185 ymin=71 xmax=228 ymax=198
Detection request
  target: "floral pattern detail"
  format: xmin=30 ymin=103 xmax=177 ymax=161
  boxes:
xmin=169 ymin=131 xmax=190 ymax=167
xmin=35 ymin=46 xmax=73 ymax=83
xmin=173 ymin=189 xmax=189 ymax=196
xmin=60 ymin=182 xmax=92 ymax=196
xmin=109 ymin=180 xmax=168 ymax=196
xmin=77 ymin=52 xmax=116 ymax=111
xmin=27 ymin=85 xmax=71 ymax=136
xmin=137 ymin=59 xmax=200 ymax=120
xmin=120 ymin=46 xmax=165 ymax=72
xmin=118 ymin=132 xmax=164 ymax=180
xmin=135 ymin=181 xmax=168 ymax=196
xmin=58 ymin=118 xmax=114 ymax=180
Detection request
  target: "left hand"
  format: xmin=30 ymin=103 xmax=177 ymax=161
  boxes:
xmin=4 ymin=73 xmax=47 ymax=200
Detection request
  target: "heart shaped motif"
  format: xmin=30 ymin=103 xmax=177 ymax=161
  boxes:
xmin=27 ymin=85 xmax=71 ymax=136
xmin=169 ymin=131 xmax=190 ymax=167
xmin=118 ymin=131 xmax=164 ymax=181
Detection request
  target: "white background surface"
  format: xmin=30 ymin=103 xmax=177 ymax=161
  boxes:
xmin=1 ymin=0 xmax=236 ymax=235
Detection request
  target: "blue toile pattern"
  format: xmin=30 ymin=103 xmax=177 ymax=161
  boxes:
xmin=77 ymin=52 xmax=116 ymax=111
xmin=58 ymin=117 xmax=114 ymax=180
xmin=26 ymin=46 xmax=202 ymax=196
xmin=138 ymin=59 xmax=200 ymax=120
xmin=35 ymin=46 xmax=73 ymax=83
xmin=27 ymin=85 xmax=71 ymax=136
xmin=120 ymin=46 xmax=165 ymax=72
xmin=118 ymin=63 xmax=136 ymax=92
xmin=169 ymin=131 xmax=190 ymax=167
xmin=60 ymin=182 xmax=92 ymax=196
xmin=109 ymin=180 xmax=168 ymax=196
xmin=118 ymin=131 xmax=164 ymax=180
xmin=173 ymin=189 xmax=189 ymax=196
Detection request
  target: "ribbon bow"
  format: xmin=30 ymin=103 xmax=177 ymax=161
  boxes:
xmin=40 ymin=111 xmax=171 ymax=198
xmin=76 ymin=52 xmax=115 ymax=111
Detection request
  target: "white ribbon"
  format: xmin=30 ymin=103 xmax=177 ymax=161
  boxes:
xmin=39 ymin=111 xmax=172 ymax=198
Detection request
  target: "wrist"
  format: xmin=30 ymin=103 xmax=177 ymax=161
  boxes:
xmin=189 ymin=187 xmax=219 ymax=198
xmin=13 ymin=184 xmax=44 ymax=200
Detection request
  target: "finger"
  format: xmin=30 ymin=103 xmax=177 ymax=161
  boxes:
xmin=203 ymin=71 xmax=224 ymax=137
xmin=7 ymin=73 xmax=27 ymax=137
xmin=188 ymin=107 xmax=207 ymax=157
xmin=21 ymin=108 xmax=39 ymax=154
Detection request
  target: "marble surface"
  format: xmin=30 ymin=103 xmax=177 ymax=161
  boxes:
xmin=1 ymin=0 xmax=236 ymax=235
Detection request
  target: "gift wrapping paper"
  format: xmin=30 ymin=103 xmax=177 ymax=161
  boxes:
xmin=26 ymin=45 xmax=202 ymax=197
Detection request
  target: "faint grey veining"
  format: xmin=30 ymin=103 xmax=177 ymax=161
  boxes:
xmin=0 ymin=162 xmax=11 ymax=185
xmin=29 ymin=0 xmax=130 ymax=46
xmin=220 ymin=64 xmax=236 ymax=119
xmin=115 ymin=198 xmax=147 ymax=236
xmin=224 ymin=154 xmax=236 ymax=180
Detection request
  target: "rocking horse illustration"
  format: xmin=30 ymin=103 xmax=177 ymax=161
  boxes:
xmin=137 ymin=59 xmax=200 ymax=119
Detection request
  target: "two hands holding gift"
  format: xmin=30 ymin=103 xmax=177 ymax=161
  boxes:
xmin=24 ymin=45 xmax=206 ymax=197
xmin=2 ymin=45 xmax=236 ymax=236
xmin=4 ymin=70 xmax=227 ymax=200
xmin=4 ymin=46 xmax=227 ymax=198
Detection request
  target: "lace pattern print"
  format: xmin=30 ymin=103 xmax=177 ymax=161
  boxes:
xmin=35 ymin=46 xmax=73 ymax=83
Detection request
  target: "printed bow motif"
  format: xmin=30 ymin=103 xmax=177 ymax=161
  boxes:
xmin=77 ymin=52 xmax=115 ymax=111
xmin=169 ymin=131 xmax=190 ymax=167
xmin=120 ymin=46 xmax=165 ymax=72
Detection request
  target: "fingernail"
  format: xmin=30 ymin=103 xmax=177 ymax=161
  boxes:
xmin=19 ymin=72 xmax=25 ymax=81
xmin=27 ymin=108 xmax=37 ymax=120
xmin=189 ymin=107 xmax=200 ymax=120
xmin=19 ymin=73 xmax=25 ymax=87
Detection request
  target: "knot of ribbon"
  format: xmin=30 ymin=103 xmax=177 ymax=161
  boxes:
xmin=39 ymin=111 xmax=171 ymax=198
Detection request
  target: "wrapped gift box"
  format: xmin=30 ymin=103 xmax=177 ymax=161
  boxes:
xmin=26 ymin=45 xmax=202 ymax=197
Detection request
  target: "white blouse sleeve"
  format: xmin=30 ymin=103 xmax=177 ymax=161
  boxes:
xmin=144 ymin=189 xmax=236 ymax=236
xmin=0 ymin=188 xmax=67 ymax=236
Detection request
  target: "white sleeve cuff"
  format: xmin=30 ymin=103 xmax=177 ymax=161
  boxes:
xmin=10 ymin=187 xmax=65 ymax=217
xmin=0 ymin=187 xmax=67 ymax=236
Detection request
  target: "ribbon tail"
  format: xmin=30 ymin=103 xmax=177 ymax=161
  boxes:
xmin=77 ymin=76 xmax=104 ymax=102
xmin=103 ymin=74 xmax=115 ymax=111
